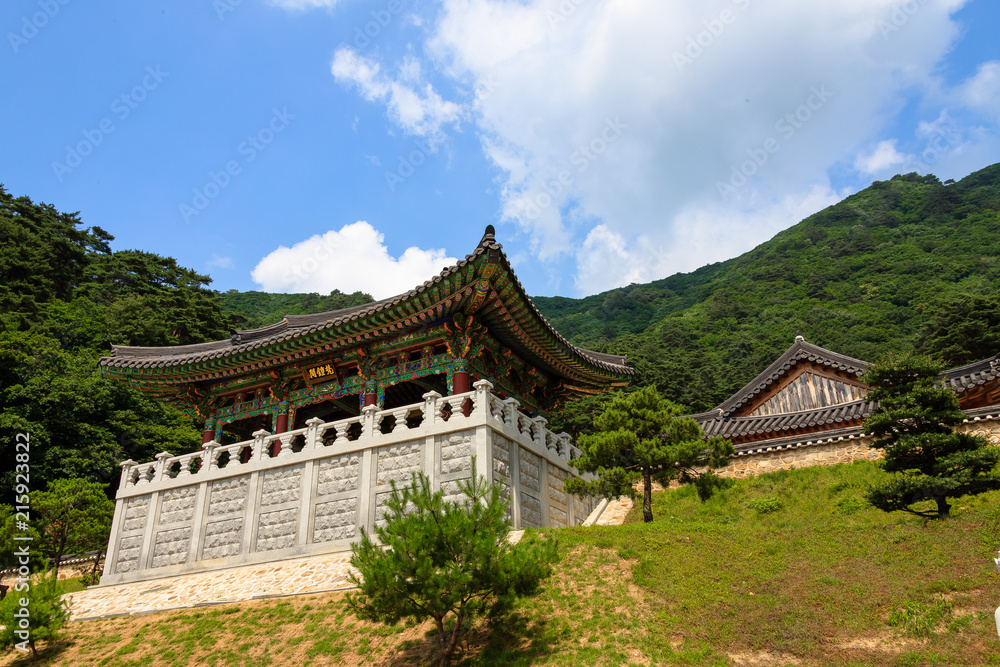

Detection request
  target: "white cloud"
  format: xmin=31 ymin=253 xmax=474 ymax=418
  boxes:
xmin=958 ymin=60 xmax=1000 ymax=122
xmin=330 ymin=0 xmax=992 ymax=293
xmin=854 ymin=139 xmax=910 ymax=174
xmin=251 ymin=221 xmax=457 ymax=299
xmin=331 ymin=48 xmax=463 ymax=139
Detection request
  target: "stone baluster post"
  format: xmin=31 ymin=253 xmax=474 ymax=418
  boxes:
xmin=305 ymin=417 xmax=324 ymax=450
xmin=423 ymin=390 xmax=441 ymax=428
xmin=532 ymin=416 xmax=548 ymax=449
xmin=252 ymin=429 xmax=270 ymax=462
xmin=119 ymin=459 xmax=137 ymax=489
xmin=473 ymin=379 xmax=493 ymax=420
xmin=362 ymin=404 xmax=378 ymax=438
xmin=202 ymin=442 xmax=219 ymax=472
xmin=154 ymin=451 xmax=174 ymax=482
xmin=503 ymin=397 xmax=520 ymax=431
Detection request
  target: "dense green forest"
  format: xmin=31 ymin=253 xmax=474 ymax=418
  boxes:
xmin=2 ymin=163 xmax=999 ymax=497
xmin=537 ymin=166 xmax=1000 ymax=431
xmin=220 ymin=289 xmax=373 ymax=330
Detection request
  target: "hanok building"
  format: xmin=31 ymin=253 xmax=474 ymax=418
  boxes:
xmin=97 ymin=227 xmax=633 ymax=585
xmin=691 ymin=335 xmax=1000 ymax=479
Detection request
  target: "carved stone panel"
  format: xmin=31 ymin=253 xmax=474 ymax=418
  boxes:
xmin=260 ymin=466 xmax=302 ymax=507
xmin=115 ymin=535 xmax=144 ymax=573
xmin=376 ymin=442 xmax=423 ymax=486
xmin=202 ymin=519 xmax=243 ymax=560
xmin=313 ymin=497 xmax=359 ymax=543
xmin=438 ymin=430 xmax=473 ymax=477
xmin=208 ymin=478 xmax=249 ymax=517
xmin=316 ymin=454 xmax=362 ymax=497
xmin=151 ymin=527 xmax=191 ymax=568
xmin=256 ymin=509 xmax=298 ymax=552
xmin=121 ymin=495 xmax=150 ymax=533
xmin=158 ymin=486 xmax=197 ymax=525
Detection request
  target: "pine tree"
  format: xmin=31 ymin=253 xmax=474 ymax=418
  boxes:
xmin=345 ymin=463 xmax=558 ymax=667
xmin=862 ymin=355 xmax=1000 ymax=518
xmin=565 ymin=386 xmax=734 ymax=523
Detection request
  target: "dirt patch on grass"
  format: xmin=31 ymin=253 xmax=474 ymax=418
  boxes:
xmin=727 ymin=651 xmax=803 ymax=666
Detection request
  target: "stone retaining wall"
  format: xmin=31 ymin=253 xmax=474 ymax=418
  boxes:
xmin=717 ymin=414 xmax=1000 ymax=480
xmin=100 ymin=382 xmax=595 ymax=587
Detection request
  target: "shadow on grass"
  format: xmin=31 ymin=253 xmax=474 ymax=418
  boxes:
xmin=377 ymin=613 xmax=554 ymax=667
xmin=2 ymin=638 xmax=72 ymax=666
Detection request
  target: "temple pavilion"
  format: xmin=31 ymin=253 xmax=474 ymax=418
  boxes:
xmin=100 ymin=226 xmax=633 ymax=446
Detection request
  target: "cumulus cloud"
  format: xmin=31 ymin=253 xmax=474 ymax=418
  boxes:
xmin=331 ymin=49 xmax=463 ymax=139
xmin=251 ymin=222 xmax=457 ymax=299
xmin=855 ymin=140 xmax=910 ymax=174
xmin=958 ymin=60 xmax=1000 ymax=122
xmin=330 ymin=0 xmax=991 ymax=293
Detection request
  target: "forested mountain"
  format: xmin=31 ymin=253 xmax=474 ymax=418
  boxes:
xmin=535 ymin=166 xmax=1000 ymax=423
xmin=3 ymin=163 xmax=999 ymax=496
xmin=0 ymin=186 xmax=234 ymax=495
xmin=220 ymin=290 xmax=373 ymax=330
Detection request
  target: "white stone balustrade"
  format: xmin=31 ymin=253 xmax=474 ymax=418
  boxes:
xmin=102 ymin=387 xmax=596 ymax=587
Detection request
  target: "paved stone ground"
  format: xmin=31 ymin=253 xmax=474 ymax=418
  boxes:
xmin=595 ymin=496 xmax=633 ymax=525
xmin=66 ymin=551 xmax=359 ymax=621
xmin=66 ymin=531 xmax=528 ymax=621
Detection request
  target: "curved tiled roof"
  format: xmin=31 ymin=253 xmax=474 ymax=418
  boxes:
xmin=711 ymin=336 xmax=868 ymax=418
xmin=944 ymin=354 xmax=1000 ymax=394
xmin=695 ymin=399 xmax=876 ymax=441
xmin=100 ymin=227 xmax=632 ymax=378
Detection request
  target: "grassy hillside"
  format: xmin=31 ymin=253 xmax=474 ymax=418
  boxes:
xmin=11 ymin=462 xmax=1000 ymax=666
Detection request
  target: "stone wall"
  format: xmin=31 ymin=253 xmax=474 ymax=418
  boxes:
xmin=100 ymin=383 xmax=595 ymax=587
xmin=716 ymin=414 xmax=1000 ymax=480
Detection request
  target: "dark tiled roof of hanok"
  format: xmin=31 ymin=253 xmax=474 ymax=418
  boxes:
xmin=708 ymin=335 xmax=868 ymax=419
xmin=944 ymin=354 xmax=1000 ymax=394
xmin=692 ymin=336 xmax=1000 ymax=449
xmin=99 ymin=226 xmax=632 ymax=391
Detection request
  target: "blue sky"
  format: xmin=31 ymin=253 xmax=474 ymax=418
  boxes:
xmin=3 ymin=0 xmax=998 ymax=300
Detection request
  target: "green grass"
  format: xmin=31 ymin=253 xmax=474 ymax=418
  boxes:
xmin=4 ymin=461 xmax=999 ymax=666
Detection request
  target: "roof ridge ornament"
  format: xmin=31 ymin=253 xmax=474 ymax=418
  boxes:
xmin=795 ymin=331 xmax=804 ymax=341
xmin=480 ymin=225 xmax=496 ymax=246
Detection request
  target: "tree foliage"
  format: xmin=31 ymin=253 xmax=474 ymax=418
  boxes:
xmin=0 ymin=565 xmax=71 ymax=659
xmin=32 ymin=479 xmax=114 ymax=577
xmin=861 ymin=355 xmax=1000 ymax=518
xmin=565 ymin=386 xmax=734 ymax=523
xmin=346 ymin=466 xmax=558 ymax=667
xmin=914 ymin=293 xmax=1000 ymax=366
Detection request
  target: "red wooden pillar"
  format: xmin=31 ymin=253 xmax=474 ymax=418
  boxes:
xmin=364 ymin=380 xmax=378 ymax=407
xmin=201 ymin=416 xmax=217 ymax=448
xmin=272 ymin=404 xmax=289 ymax=457
xmin=452 ymin=359 xmax=471 ymax=416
